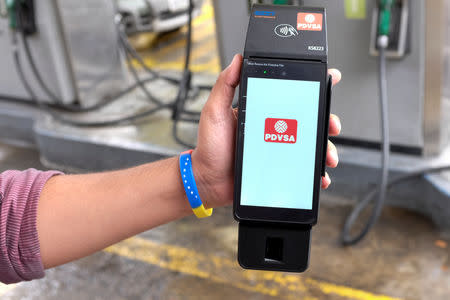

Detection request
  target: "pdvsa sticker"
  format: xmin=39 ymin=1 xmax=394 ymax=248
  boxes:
xmin=297 ymin=13 xmax=323 ymax=31
xmin=264 ymin=118 xmax=297 ymax=144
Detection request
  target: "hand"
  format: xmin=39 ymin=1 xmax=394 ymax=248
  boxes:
xmin=192 ymin=54 xmax=342 ymax=208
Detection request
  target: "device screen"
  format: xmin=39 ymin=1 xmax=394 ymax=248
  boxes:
xmin=240 ymin=77 xmax=321 ymax=210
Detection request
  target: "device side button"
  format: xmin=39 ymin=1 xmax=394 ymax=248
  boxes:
xmin=321 ymin=75 xmax=332 ymax=177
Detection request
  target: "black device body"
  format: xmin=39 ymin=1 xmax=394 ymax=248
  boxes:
xmin=234 ymin=4 xmax=331 ymax=272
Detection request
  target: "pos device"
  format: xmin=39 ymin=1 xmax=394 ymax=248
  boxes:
xmin=234 ymin=4 xmax=331 ymax=272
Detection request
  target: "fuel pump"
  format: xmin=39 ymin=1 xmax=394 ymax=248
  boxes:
xmin=6 ymin=0 xmax=36 ymax=35
xmin=214 ymin=0 xmax=450 ymax=242
xmin=370 ymin=0 xmax=410 ymax=58
xmin=341 ymin=0 xmax=398 ymax=245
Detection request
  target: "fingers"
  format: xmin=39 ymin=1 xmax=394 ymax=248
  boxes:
xmin=326 ymin=69 xmax=341 ymax=172
xmin=328 ymin=69 xmax=341 ymax=86
xmin=321 ymin=172 xmax=331 ymax=189
xmin=207 ymin=54 xmax=243 ymax=112
xmin=327 ymin=69 xmax=342 ymax=135
xmin=328 ymin=114 xmax=341 ymax=136
xmin=232 ymin=107 xmax=238 ymax=119
xmin=326 ymin=140 xmax=338 ymax=168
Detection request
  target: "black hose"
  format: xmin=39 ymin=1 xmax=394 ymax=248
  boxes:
xmin=340 ymin=36 xmax=450 ymax=245
xmin=19 ymin=16 xmax=209 ymax=114
xmin=53 ymin=76 xmax=158 ymax=113
xmin=117 ymin=22 xmax=213 ymax=91
xmin=341 ymin=44 xmax=390 ymax=245
xmin=12 ymin=3 xmax=203 ymax=147
xmin=171 ymin=0 xmax=198 ymax=149
xmin=118 ymin=31 xmax=200 ymax=117
xmin=14 ymin=49 xmax=37 ymax=102
xmin=15 ymin=33 xmax=201 ymax=128
xmin=48 ymin=105 xmax=170 ymax=128
xmin=120 ymin=37 xmax=166 ymax=106
xmin=21 ymin=33 xmax=62 ymax=105
xmin=14 ymin=44 xmax=173 ymax=127
xmin=20 ymin=30 xmax=160 ymax=113
xmin=183 ymin=1 xmax=193 ymax=71
xmin=382 ymin=166 xmax=450 ymax=188
xmin=82 ymin=42 xmax=122 ymax=95
xmin=118 ymin=31 xmax=166 ymax=81
xmin=341 ymin=165 xmax=450 ymax=243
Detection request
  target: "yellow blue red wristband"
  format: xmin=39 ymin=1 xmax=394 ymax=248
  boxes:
xmin=179 ymin=150 xmax=213 ymax=218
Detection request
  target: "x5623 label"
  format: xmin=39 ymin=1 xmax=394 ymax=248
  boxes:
xmin=308 ymin=46 xmax=324 ymax=51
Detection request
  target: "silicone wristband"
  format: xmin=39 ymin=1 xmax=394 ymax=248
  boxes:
xmin=179 ymin=150 xmax=213 ymax=218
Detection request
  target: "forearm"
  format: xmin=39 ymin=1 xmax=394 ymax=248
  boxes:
xmin=37 ymin=157 xmax=192 ymax=268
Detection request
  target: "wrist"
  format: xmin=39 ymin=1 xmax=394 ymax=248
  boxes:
xmin=171 ymin=157 xmax=195 ymax=216
xmin=190 ymin=150 xmax=218 ymax=209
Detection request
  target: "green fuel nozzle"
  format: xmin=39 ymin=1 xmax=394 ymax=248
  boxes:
xmin=6 ymin=0 xmax=18 ymax=30
xmin=377 ymin=0 xmax=395 ymax=48
xmin=378 ymin=0 xmax=394 ymax=36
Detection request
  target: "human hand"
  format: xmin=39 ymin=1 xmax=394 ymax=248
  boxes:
xmin=192 ymin=54 xmax=342 ymax=208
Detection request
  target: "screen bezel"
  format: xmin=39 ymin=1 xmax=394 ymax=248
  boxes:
xmin=233 ymin=58 xmax=328 ymax=225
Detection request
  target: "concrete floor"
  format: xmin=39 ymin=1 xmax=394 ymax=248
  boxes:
xmin=0 ymin=142 xmax=449 ymax=300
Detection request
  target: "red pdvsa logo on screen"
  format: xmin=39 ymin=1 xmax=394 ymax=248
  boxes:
xmin=264 ymin=118 xmax=298 ymax=144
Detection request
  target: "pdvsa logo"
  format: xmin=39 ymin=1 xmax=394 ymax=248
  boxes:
xmin=264 ymin=118 xmax=298 ymax=144
xmin=297 ymin=13 xmax=323 ymax=31
xmin=274 ymin=24 xmax=298 ymax=38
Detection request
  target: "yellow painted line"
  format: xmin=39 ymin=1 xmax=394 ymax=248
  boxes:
xmin=193 ymin=2 xmax=215 ymax=27
xmin=149 ymin=22 xmax=214 ymax=61
xmin=305 ymin=279 xmax=403 ymax=300
xmin=0 ymin=283 xmax=17 ymax=296
xmin=191 ymin=56 xmax=220 ymax=73
xmin=104 ymin=237 xmax=403 ymax=300
xmin=189 ymin=39 xmax=219 ymax=65
xmin=131 ymin=35 xmax=220 ymax=74
xmin=156 ymin=4 xmax=213 ymax=43
xmin=137 ymin=1 xmax=215 ymax=60
xmin=133 ymin=55 xmax=220 ymax=74
xmin=150 ymin=37 xmax=218 ymax=68
xmin=129 ymin=1 xmax=220 ymax=74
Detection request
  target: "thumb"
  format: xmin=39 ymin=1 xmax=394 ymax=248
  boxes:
xmin=207 ymin=54 xmax=242 ymax=111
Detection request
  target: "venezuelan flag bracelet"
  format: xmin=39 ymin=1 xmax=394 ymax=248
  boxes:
xmin=179 ymin=150 xmax=213 ymax=218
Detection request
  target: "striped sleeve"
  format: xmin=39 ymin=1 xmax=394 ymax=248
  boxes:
xmin=0 ymin=169 xmax=62 ymax=284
